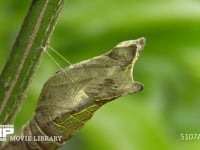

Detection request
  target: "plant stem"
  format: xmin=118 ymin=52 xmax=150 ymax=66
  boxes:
xmin=0 ymin=0 xmax=64 ymax=124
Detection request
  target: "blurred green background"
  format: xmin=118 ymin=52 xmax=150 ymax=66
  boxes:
xmin=1 ymin=0 xmax=200 ymax=150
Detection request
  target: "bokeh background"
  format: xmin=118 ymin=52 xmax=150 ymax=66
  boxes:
xmin=1 ymin=0 xmax=200 ymax=150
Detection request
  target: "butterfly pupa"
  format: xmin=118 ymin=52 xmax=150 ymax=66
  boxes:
xmin=2 ymin=37 xmax=145 ymax=150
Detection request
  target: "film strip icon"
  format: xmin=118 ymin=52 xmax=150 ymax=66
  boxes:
xmin=0 ymin=125 xmax=14 ymax=141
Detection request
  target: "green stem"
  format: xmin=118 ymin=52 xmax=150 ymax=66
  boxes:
xmin=0 ymin=0 xmax=64 ymax=124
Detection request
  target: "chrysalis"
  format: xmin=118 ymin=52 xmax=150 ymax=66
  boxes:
xmin=3 ymin=37 xmax=145 ymax=150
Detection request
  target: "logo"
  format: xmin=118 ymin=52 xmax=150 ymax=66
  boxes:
xmin=0 ymin=125 xmax=62 ymax=142
xmin=0 ymin=125 xmax=14 ymax=141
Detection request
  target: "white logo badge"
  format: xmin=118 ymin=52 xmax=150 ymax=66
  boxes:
xmin=0 ymin=125 xmax=14 ymax=141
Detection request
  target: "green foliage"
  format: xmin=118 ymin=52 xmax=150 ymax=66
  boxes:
xmin=0 ymin=0 xmax=200 ymax=150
